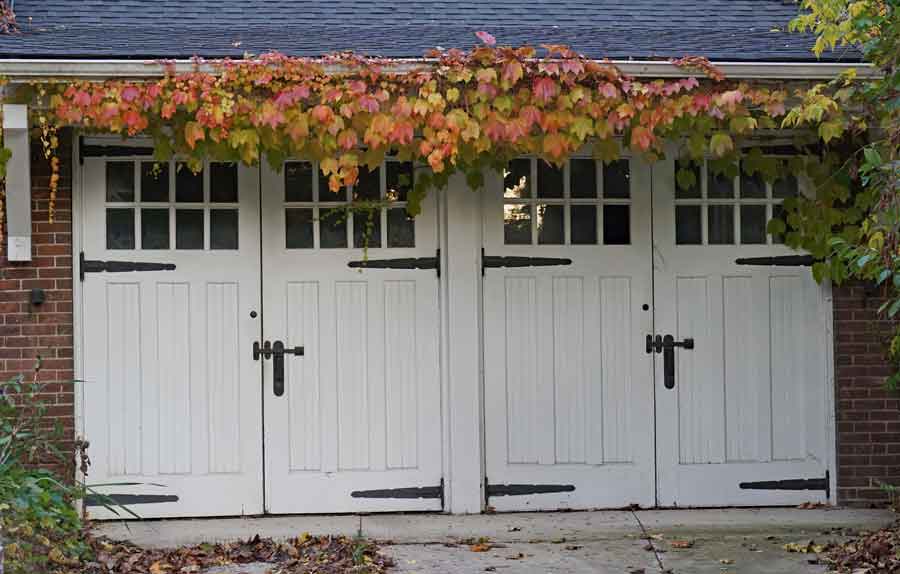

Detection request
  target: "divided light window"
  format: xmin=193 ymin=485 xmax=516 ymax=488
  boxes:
xmin=674 ymin=159 xmax=798 ymax=246
xmin=105 ymin=160 xmax=239 ymax=250
xmin=503 ymin=158 xmax=631 ymax=246
xmin=283 ymin=160 xmax=416 ymax=249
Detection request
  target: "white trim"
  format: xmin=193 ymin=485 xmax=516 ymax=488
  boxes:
xmin=0 ymin=58 xmax=877 ymax=81
xmin=822 ymin=279 xmax=838 ymax=504
xmin=71 ymin=131 xmax=87 ymax=488
xmin=3 ymin=103 xmax=31 ymax=261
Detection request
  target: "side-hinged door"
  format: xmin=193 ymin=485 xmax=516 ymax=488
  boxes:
xmin=652 ymin=156 xmax=832 ymax=507
xmin=482 ymin=156 xmax=655 ymax=511
xmin=80 ymin=148 xmax=263 ymax=518
xmin=260 ymin=160 xmax=443 ymax=513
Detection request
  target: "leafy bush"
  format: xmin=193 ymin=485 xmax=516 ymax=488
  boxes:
xmin=1 ymin=360 xmax=91 ymax=574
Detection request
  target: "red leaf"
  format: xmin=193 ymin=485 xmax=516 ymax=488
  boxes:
xmin=475 ymin=31 xmax=496 ymax=46
xmin=532 ymin=77 xmax=559 ymax=104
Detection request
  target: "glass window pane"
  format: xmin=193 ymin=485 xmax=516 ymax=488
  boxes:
xmin=211 ymin=163 xmax=239 ymax=203
xmin=603 ymin=205 xmax=630 ymax=245
xmin=319 ymin=170 xmax=346 ymax=202
xmin=570 ymin=159 xmax=597 ymax=199
xmin=707 ymin=171 xmax=734 ymax=199
xmin=773 ymin=174 xmax=798 ymax=198
xmin=740 ymin=205 xmax=767 ymax=245
xmin=141 ymin=208 xmax=169 ymax=249
xmin=319 ymin=209 xmax=348 ymax=248
xmin=504 ymin=203 xmax=532 ymax=244
xmin=285 ymin=208 xmax=314 ymax=249
xmin=708 ymin=205 xmax=735 ymax=244
xmin=175 ymin=209 xmax=204 ymax=249
xmin=210 ymin=209 xmax=238 ymax=250
xmin=387 ymin=208 xmax=416 ymax=248
xmin=175 ymin=163 xmax=203 ymax=202
xmin=106 ymin=162 xmax=134 ymax=202
xmin=504 ymin=158 xmax=531 ymax=198
xmin=675 ymin=160 xmax=701 ymax=199
xmin=740 ymin=170 xmax=766 ymax=198
xmin=537 ymin=204 xmax=564 ymax=244
xmin=106 ymin=208 xmax=135 ymax=249
xmin=537 ymin=161 xmax=563 ymax=198
xmin=141 ymin=162 xmax=169 ymax=202
xmin=386 ymin=162 xmax=413 ymax=202
xmin=354 ymin=166 xmax=381 ymax=201
xmin=353 ymin=210 xmax=382 ymax=248
xmin=603 ymin=159 xmax=630 ymax=198
xmin=570 ymin=205 xmax=597 ymax=244
xmin=771 ymin=204 xmax=786 ymax=244
xmin=284 ymin=161 xmax=313 ymax=202
xmin=675 ymin=205 xmax=702 ymax=245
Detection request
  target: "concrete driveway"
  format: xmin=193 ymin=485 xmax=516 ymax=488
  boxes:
xmin=95 ymin=507 xmax=894 ymax=573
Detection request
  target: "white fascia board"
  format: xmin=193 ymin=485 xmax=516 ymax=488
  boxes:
xmin=0 ymin=58 xmax=878 ymax=81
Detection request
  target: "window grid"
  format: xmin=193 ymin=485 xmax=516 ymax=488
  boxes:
xmin=104 ymin=160 xmax=239 ymax=251
xmin=503 ymin=158 xmax=631 ymax=246
xmin=674 ymin=160 xmax=796 ymax=246
xmin=283 ymin=159 xmax=414 ymax=250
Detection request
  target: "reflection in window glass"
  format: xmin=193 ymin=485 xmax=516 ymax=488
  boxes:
xmin=319 ymin=209 xmax=348 ymax=248
xmin=603 ymin=160 xmax=630 ymax=198
xmin=175 ymin=209 xmax=204 ymax=249
xmin=141 ymin=208 xmax=169 ymax=249
xmin=708 ymin=205 xmax=735 ymax=244
xmin=353 ymin=210 xmax=382 ymax=248
xmin=537 ymin=161 xmax=563 ymax=198
xmin=773 ymin=175 xmax=798 ymax=198
xmin=210 ymin=209 xmax=239 ymax=250
xmin=570 ymin=205 xmax=597 ymax=244
xmin=387 ymin=209 xmax=416 ymax=247
xmin=537 ymin=204 xmax=564 ymax=244
xmin=141 ymin=162 xmax=169 ymax=202
xmin=386 ymin=162 xmax=413 ymax=202
xmin=603 ymin=205 xmax=630 ymax=244
xmin=740 ymin=205 xmax=767 ymax=244
xmin=740 ymin=170 xmax=766 ymax=198
xmin=211 ymin=162 xmax=239 ymax=203
xmin=285 ymin=162 xmax=313 ymax=202
xmin=106 ymin=162 xmax=134 ymax=202
xmin=675 ymin=205 xmax=702 ymax=245
xmin=504 ymin=203 xmax=531 ymax=244
xmin=570 ymin=159 xmax=597 ymax=199
xmin=675 ymin=160 xmax=701 ymax=199
xmin=106 ymin=208 xmax=135 ymax=249
xmin=504 ymin=159 xmax=531 ymax=199
xmin=285 ymin=208 xmax=314 ymax=249
xmin=175 ymin=163 xmax=203 ymax=202
xmin=707 ymin=171 xmax=734 ymax=199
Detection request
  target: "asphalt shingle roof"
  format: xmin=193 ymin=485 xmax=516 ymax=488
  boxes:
xmin=0 ymin=1 xmax=860 ymax=62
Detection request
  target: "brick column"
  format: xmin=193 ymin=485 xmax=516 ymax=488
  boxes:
xmin=834 ymin=281 xmax=900 ymax=506
xmin=0 ymin=132 xmax=74 ymax=477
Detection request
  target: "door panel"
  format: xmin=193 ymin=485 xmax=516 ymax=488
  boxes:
xmin=652 ymin=158 xmax=830 ymax=506
xmin=261 ymin=161 xmax=443 ymax=513
xmin=482 ymin=157 xmax=654 ymax=511
xmin=81 ymin=156 xmax=263 ymax=518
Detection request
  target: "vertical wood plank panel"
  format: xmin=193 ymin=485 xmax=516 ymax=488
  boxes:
xmin=287 ymin=282 xmax=321 ymax=471
xmin=206 ymin=282 xmax=241 ymax=474
xmin=771 ymin=275 xmax=806 ymax=461
xmin=600 ymin=277 xmax=632 ymax=464
xmin=157 ymin=283 xmax=192 ymax=474
xmin=336 ymin=282 xmax=370 ymax=470
xmin=385 ymin=281 xmax=418 ymax=469
xmin=106 ymin=282 xmax=142 ymax=476
xmin=504 ymin=276 xmax=538 ymax=464
xmin=553 ymin=277 xmax=586 ymax=464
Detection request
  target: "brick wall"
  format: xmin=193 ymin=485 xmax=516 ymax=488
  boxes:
xmin=0 ymin=131 xmax=74 ymax=477
xmin=834 ymin=281 xmax=900 ymax=506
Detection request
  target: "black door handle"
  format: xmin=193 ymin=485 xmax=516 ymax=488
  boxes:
xmin=269 ymin=341 xmax=304 ymax=397
xmin=661 ymin=334 xmax=694 ymax=389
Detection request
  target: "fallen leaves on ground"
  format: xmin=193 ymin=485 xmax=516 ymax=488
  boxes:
xmin=73 ymin=532 xmax=394 ymax=573
xmin=821 ymin=521 xmax=900 ymax=573
xmin=669 ymin=539 xmax=695 ymax=549
xmin=783 ymin=540 xmax=829 ymax=554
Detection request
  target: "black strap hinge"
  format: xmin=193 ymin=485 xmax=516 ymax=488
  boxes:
xmin=481 ymin=249 xmax=573 ymax=275
xmin=351 ymin=479 xmax=444 ymax=508
xmin=79 ymin=136 xmax=155 ymax=165
xmin=485 ymin=478 xmax=576 ymax=498
xmin=347 ymin=249 xmax=440 ymax=277
xmin=739 ymin=470 xmax=830 ymax=499
xmin=80 ymin=252 xmax=176 ymax=281
xmin=734 ymin=255 xmax=816 ymax=267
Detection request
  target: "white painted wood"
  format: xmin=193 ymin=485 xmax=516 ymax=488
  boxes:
xmin=80 ymin=158 xmax=263 ymax=518
xmin=260 ymin=162 xmax=443 ymax=513
xmin=3 ymin=104 xmax=31 ymax=261
xmin=482 ymin=158 xmax=655 ymax=511
xmin=652 ymin=157 xmax=830 ymax=507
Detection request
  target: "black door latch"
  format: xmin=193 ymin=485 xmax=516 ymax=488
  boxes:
xmin=253 ymin=340 xmax=304 ymax=397
xmin=646 ymin=334 xmax=695 ymax=389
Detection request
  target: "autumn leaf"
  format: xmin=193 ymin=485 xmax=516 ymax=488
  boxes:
xmin=184 ymin=121 xmax=205 ymax=149
xmin=709 ymin=132 xmax=734 ymax=157
xmin=475 ymin=31 xmax=496 ymax=46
